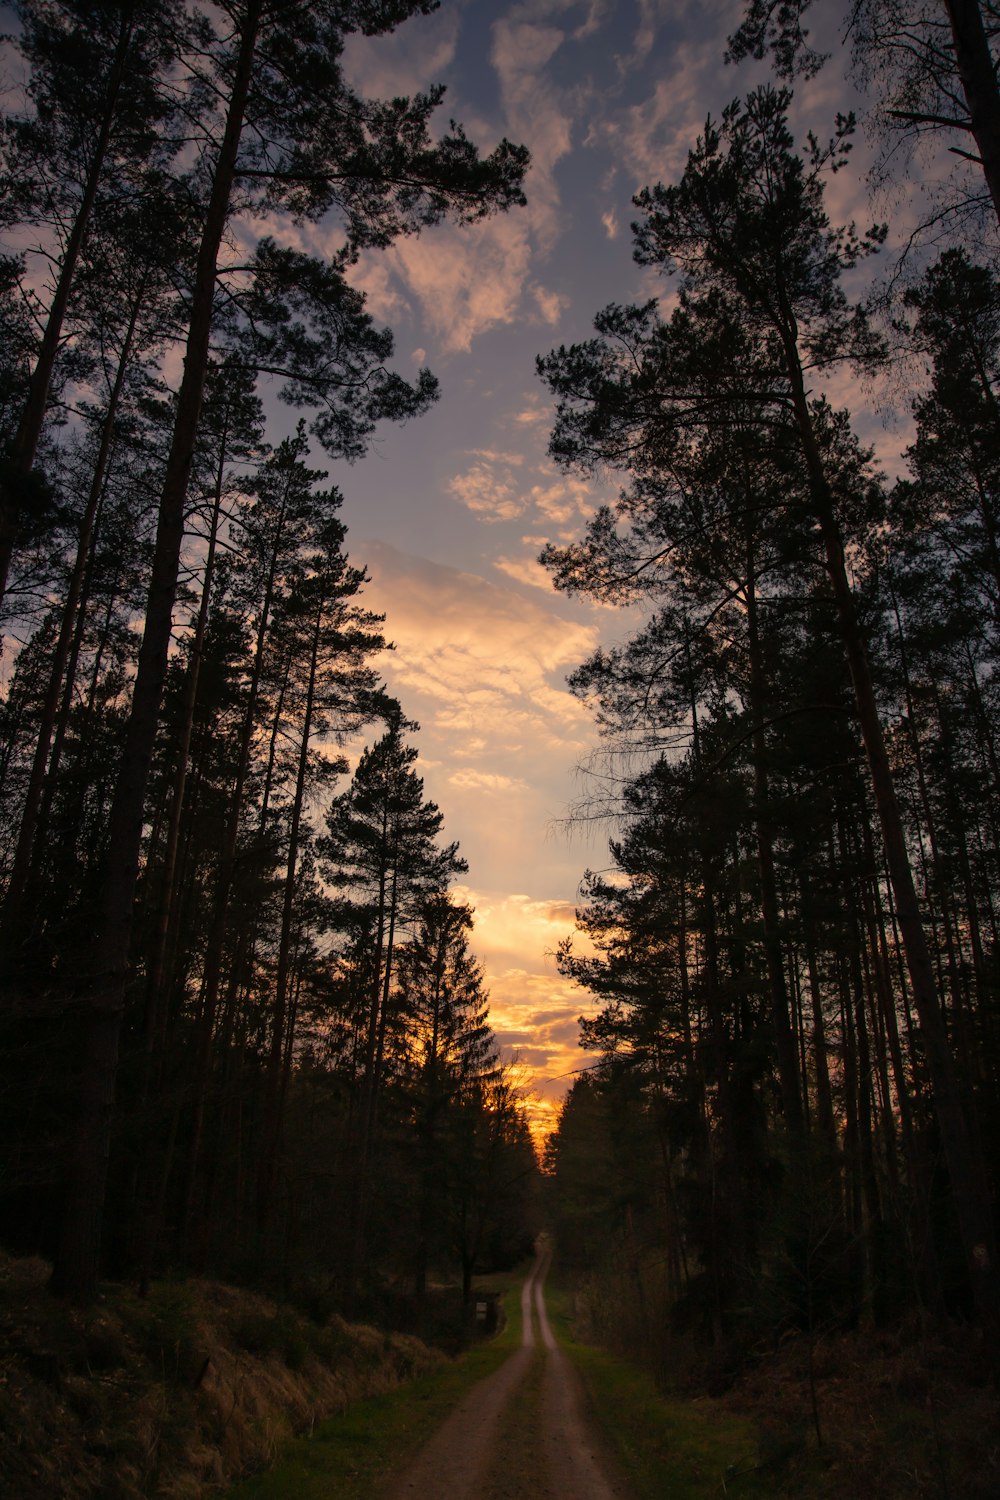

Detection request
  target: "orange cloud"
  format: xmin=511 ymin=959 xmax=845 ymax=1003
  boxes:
xmin=493 ymin=554 xmax=559 ymax=592
xmin=361 ymin=541 xmax=598 ymax=745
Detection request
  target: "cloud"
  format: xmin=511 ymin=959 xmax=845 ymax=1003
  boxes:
xmin=492 ymin=18 xmax=576 ymax=257
xmin=573 ymin=0 xmax=608 ymax=42
xmin=340 ymin=8 xmax=461 ymax=102
xmin=603 ymin=43 xmax=718 ymax=190
xmin=354 ymin=213 xmax=535 ymax=353
xmin=471 ymin=447 xmax=527 ymax=466
xmin=493 ymin=553 xmax=559 ymax=592
xmin=339 ymin=2 xmax=591 ymax=353
xmin=449 ymin=768 xmax=530 ymax=793
xmin=533 ymin=283 xmax=570 ymax=323
xmin=447 ymin=457 xmax=527 ymax=522
xmin=527 ymin=473 xmax=596 ymax=528
xmin=601 ymin=207 xmax=619 ymax=238
xmin=468 ymin=943 xmax=603 ymax=1136
xmin=360 ymin=541 xmax=599 ymax=747
xmin=448 ymin=449 xmax=603 ymax=531
xmin=456 ymin=889 xmax=582 ymax=963
xmin=623 ymin=0 xmax=728 ymax=73
xmin=514 ymin=402 xmax=552 ymax=426
xmin=630 ymin=0 xmax=667 ymax=68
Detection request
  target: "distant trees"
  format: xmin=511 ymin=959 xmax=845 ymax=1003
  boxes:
xmin=319 ymin=717 xmax=469 ymax=1298
xmin=540 ymin=83 xmax=1000 ymax=1357
xmin=0 ymin=0 xmax=536 ymax=1310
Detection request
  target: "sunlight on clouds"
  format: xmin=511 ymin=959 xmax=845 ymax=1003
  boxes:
xmin=533 ymin=284 xmax=569 ymax=323
xmin=627 ymin=0 xmax=727 ymax=67
xmin=573 ymin=0 xmax=607 ymax=42
xmin=453 ymin=889 xmax=600 ymax=1132
xmin=496 ymin=19 xmax=564 ymax=74
xmin=492 ymin=16 xmax=575 ymax=258
xmin=494 ymin=553 xmax=559 ymax=592
xmin=449 ymin=768 xmax=530 ymax=794
xmin=465 ymin=941 xmax=602 ymax=1139
xmin=361 ymin=542 xmax=598 ymax=748
xmin=347 ymin=253 xmax=411 ymax=322
xmin=529 ymin=473 xmax=594 ymax=528
xmin=343 ymin=0 xmax=587 ymax=352
xmin=456 ymin=888 xmax=580 ymax=964
xmin=609 ymin=53 xmax=712 ymax=189
xmin=448 ymin=450 xmax=600 ymax=531
xmin=630 ymin=0 xmax=667 ymax=68
xmin=447 ymin=457 xmax=527 ymax=522
xmin=601 ymin=207 xmax=619 ymax=239
xmin=515 ymin=402 xmax=551 ymax=426
xmin=473 ymin=447 xmax=527 ymax=466
xmin=374 ymin=215 xmax=535 ymax=353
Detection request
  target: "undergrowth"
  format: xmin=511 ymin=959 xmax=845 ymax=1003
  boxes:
xmin=226 ymin=1265 xmax=525 ymax=1500
xmin=552 ymin=1269 xmax=1000 ymax=1500
xmin=0 ymin=1252 xmax=440 ymax=1499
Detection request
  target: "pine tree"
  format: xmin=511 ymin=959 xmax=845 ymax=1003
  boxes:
xmin=538 ymin=85 xmax=999 ymax=1335
xmin=320 ymin=717 xmax=467 ymax=1302
xmin=47 ymin=0 xmax=527 ymax=1302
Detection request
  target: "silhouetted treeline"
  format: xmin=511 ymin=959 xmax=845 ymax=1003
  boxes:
xmin=542 ymin=39 xmax=1000 ymax=1368
xmin=0 ymin=0 xmax=537 ymax=1314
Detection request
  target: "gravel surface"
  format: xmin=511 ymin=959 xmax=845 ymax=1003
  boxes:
xmin=379 ymin=1247 xmax=631 ymax=1500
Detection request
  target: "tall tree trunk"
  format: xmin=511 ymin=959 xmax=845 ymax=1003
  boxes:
xmin=33 ymin=491 xmax=108 ymax=857
xmin=745 ymin=548 xmax=803 ymax=1130
xmin=943 ymin=0 xmax=1000 ymax=227
xmin=800 ymin=873 xmax=838 ymax=1149
xmin=196 ymin=475 xmax=296 ymax=1075
xmin=257 ymin=595 xmax=324 ymax=1229
xmin=143 ymin=430 xmax=228 ymax=1066
xmin=780 ymin=322 xmax=1000 ymax=1333
xmin=50 ymin=6 xmax=262 ymax=1303
xmin=4 ymin=283 xmax=145 ymax=933
xmin=0 ymin=13 xmax=136 ymax=606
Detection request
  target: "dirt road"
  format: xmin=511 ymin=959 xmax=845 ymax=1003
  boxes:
xmin=379 ymin=1246 xmax=631 ymax=1500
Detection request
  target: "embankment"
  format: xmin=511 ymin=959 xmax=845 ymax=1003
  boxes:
xmin=0 ymin=1252 xmax=441 ymax=1499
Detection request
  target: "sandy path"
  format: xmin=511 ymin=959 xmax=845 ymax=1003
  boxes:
xmin=379 ymin=1247 xmax=630 ymax=1500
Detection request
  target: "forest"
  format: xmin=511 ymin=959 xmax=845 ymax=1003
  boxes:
xmin=1 ymin=0 xmax=1000 ymax=1484
xmin=542 ymin=0 xmax=1000 ymax=1386
xmin=0 ymin=0 xmax=537 ymax=1323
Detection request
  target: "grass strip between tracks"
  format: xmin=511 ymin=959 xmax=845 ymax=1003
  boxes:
xmin=544 ymin=1280 xmax=769 ymax=1500
xmin=225 ymin=1270 xmax=525 ymax=1500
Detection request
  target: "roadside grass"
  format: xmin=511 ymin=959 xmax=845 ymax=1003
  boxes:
xmin=544 ymin=1279 xmax=771 ymax=1500
xmin=226 ymin=1268 xmax=526 ymax=1500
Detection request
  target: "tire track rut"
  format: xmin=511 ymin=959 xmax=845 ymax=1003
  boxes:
xmin=379 ymin=1245 xmax=630 ymax=1499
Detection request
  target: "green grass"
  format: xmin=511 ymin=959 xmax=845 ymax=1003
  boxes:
xmin=227 ymin=1267 xmax=774 ymax=1500
xmin=544 ymin=1280 xmax=769 ymax=1500
xmin=225 ymin=1269 xmax=526 ymax=1500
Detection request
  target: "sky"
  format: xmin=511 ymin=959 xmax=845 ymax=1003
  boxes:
xmin=279 ymin=1 xmax=973 ymax=1135
xmin=242 ymin=0 xmax=977 ymax=1134
xmin=0 ymin=1 xmax=986 ymax=1138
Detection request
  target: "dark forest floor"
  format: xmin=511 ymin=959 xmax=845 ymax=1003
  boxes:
xmin=718 ymin=1318 xmax=1000 ymax=1498
xmin=553 ymin=1273 xmax=1000 ymax=1500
